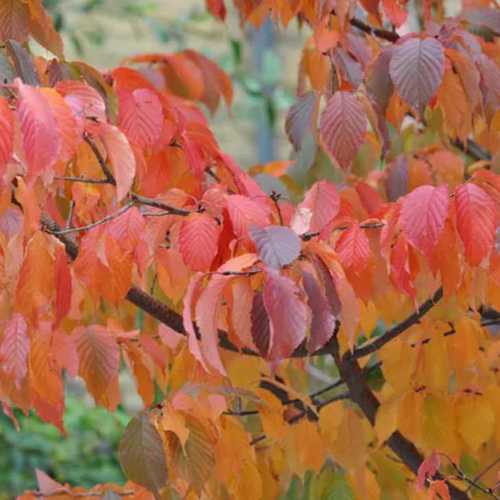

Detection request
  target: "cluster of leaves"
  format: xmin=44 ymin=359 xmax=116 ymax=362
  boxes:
xmin=0 ymin=0 xmax=498 ymax=499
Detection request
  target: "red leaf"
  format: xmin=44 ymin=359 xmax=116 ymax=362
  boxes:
xmin=0 ymin=97 xmax=14 ymax=178
xmin=263 ymin=269 xmax=310 ymax=359
xmin=226 ymin=194 xmax=271 ymax=238
xmin=302 ymin=270 xmax=336 ymax=352
xmin=298 ymin=180 xmax=340 ymax=233
xmin=336 ymin=223 xmax=371 ymax=271
xmin=56 ymin=80 xmax=107 ymax=133
xmin=180 ymin=213 xmax=220 ymax=271
xmin=206 ymin=0 xmax=226 ymax=20
xmin=250 ymin=225 xmax=301 ymax=269
xmin=320 ymin=91 xmax=367 ymax=170
xmin=455 ymin=183 xmax=496 ymax=266
xmin=41 ymin=88 xmax=79 ymax=162
xmin=118 ymin=88 xmax=163 ymax=149
xmin=74 ymin=325 xmax=120 ymax=404
xmin=382 ymin=0 xmax=408 ymax=27
xmin=16 ymin=79 xmax=61 ymax=177
xmin=285 ymin=91 xmax=318 ymax=151
xmin=0 ymin=313 xmax=29 ymax=387
xmin=417 ymin=451 xmax=440 ymax=490
xmin=389 ymin=37 xmax=444 ymax=116
xmin=98 ymin=123 xmax=136 ymax=201
xmin=390 ymin=233 xmax=415 ymax=299
xmin=0 ymin=0 xmax=29 ymax=43
xmin=400 ymin=185 xmax=449 ymax=256
xmin=251 ymin=292 xmax=271 ymax=356
xmin=54 ymin=244 xmax=72 ymax=326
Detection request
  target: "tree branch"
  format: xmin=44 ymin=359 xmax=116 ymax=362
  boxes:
xmin=84 ymin=134 xmax=116 ymax=185
xmin=131 ymin=193 xmax=193 ymax=217
xmin=453 ymin=139 xmax=492 ymax=162
xmin=329 ymin=331 xmax=469 ymax=500
xmin=348 ymin=288 xmax=443 ymax=360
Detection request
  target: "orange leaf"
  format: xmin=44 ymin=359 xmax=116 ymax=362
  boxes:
xmin=74 ymin=325 xmax=120 ymax=405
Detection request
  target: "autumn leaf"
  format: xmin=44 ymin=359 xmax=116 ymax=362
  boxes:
xmin=0 ymin=313 xmax=29 ymax=387
xmin=250 ymin=225 xmax=301 ymax=269
xmin=98 ymin=123 xmax=136 ymax=201
xmin=119 ymin=412 xmax=168 ymax=499
xmin=263 ymin=268 xmax=310 ymax=359
xmin=180 ymin=213 xmax=220 ymax=271
xmin=16 ymin=79 xmax=61 ymax=177
xmin=400 ymin=185 xmax=449 ymax=257
xmin=455 ymin=183 xmax=496 ymax=265
xmin=320 ymin=91 xmax=367 ymax=170
xmin=389 ymin=37 xmax=444 ymax=116
xmin=0 ymin=0 xmax=29 ymax=43
xmin=285 ymin=91 xmax=318 ymax=151
xmin=74 ymin=325 xmax=120 ymax=405
xmin=0 ymin=97 xmax=14 ymax=178
xmin=298 ymin=180 xmax=340 ymax=234
xmin=335 ymin=223 xmax=371 ymax=271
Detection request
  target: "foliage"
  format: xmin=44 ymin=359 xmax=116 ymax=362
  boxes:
xmin=0 ymin=395 xmax=128 ymax=498
xmin=0 ymin=0 xmax=498 ymax=499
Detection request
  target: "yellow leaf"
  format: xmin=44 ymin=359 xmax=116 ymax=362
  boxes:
xmin=375 ymin=396 xmax=400 ymax=444
xmin=422 ymin=395 xmax=460 ymax=458
xmin=161 ymin=407 xmax=190 ymax=448
xmin=456 ymin=395 xmax=495 ymax=452
xmin=359 ymin=300 xmax=378 ymax=337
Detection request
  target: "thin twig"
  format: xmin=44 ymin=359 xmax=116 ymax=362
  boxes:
xmin=55 ymin=175 xmax=111 ymax=184
xmin=466 ymin=456 xmax=500 ymax=494
xmin=46 ymin=202 xmax=134 ymax=235
xmin=348 ymin=288 xmax=443 ymax=359
xmin=84 ymin=134 xmax=116 ymax=185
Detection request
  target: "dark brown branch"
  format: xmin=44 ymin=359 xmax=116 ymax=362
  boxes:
xmin=453 ymin=139 xmax=492 ymax=162
xmin=131 ymin=193 xmax=193 ymax=217
xmin=348 ymin=15 xmax=400 ymax=42
xmin=329 ymin=331 xmax=469 ymax=500
xmin=348 ymin=288 xmax=443 ymax=360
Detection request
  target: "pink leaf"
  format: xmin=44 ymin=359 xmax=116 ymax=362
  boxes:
xmin=285 ymin=91 xmax=318 ymax=151
xmin=320 ymin=91 xmax=367 ymax=170
xmin=250 ymin=225 xmax=301 ymax=269
xmin=0 ymin=97 xmax=14 ymax=178
xmin=455 ymin=183 xmax=496 ymax=266
xmin=336 ymin=223 xmax=371 ymax=271
xmin=56 ymin=80 xmax=106 ymax=133
xmin=400 ymin=185 xmax=449 ymax=256
xmin=180 ymin=214 xmax=220 ymax=271
xmin=180 ymin=213 xmax=220 ymax=271
xmin=16 ymin=79 xmax=61 ymax=177
xmin=118 ymin=88 xmax=163 ymax=149
xmin=0 ymin=313 xmax=29 ymax=387
xmin=389 ymin=37 xmax=444 ymax=116
xmin=226 ymin=194 xmax=271 ymax=238
xmin=98 ymin=123 xmax=136 ymax=201
xmin=298 ymin=180 xmax=340 ymax=233
xmin=417 ymin=451 xmax=440 ymax=490
xmin=263 ymin=269 xmax=310 ymax=359
xmin=302 ymin=270 xmax=336 ymax=352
